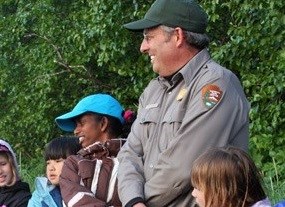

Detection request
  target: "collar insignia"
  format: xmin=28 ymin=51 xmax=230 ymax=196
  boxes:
xmin=176 ymin=88 xmax=187 ymax=101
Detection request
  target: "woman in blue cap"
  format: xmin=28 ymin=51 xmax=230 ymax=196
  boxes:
xmin=55 ymin=93 xmax=135 ymax=207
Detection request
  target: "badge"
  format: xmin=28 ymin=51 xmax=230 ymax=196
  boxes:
xmin=176 ymin=88 xmax=187 ymax=101
xmin=202 ymin=84 xmax=223 ymax=108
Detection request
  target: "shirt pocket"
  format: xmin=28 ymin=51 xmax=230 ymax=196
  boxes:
xmin=139 ymin=107 xmax=160 ymax=143
xmin=160 ymin=106 xmax=186 ymax=150
xmin=139 ymin=107 xmax=160 ymax=124
xmin=162 ymin=105 xmax=186 ymax=124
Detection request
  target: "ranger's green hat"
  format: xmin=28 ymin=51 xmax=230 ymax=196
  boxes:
xmin=124 ymin=0 xmax=208 ymax=33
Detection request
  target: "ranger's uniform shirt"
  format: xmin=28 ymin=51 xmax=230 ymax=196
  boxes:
xmin=118 ymin=49 xmax=250 ymax=207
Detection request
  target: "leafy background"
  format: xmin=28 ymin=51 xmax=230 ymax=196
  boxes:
xmin=0 ymin=0 xmax=284 ymax=203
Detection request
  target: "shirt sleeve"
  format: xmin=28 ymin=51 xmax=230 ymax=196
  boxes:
xmin=117 ymin=93 xmax=149 ymax=206
xmin=27 ymin=191 xmax=41 ymax=207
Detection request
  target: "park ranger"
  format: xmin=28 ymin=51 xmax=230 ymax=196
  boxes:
xmin=117 ymin=0 xmax=250 ymax=206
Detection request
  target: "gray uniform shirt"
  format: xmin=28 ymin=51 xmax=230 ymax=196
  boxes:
xmin=118 ymin=49 xmax=250 ymax=207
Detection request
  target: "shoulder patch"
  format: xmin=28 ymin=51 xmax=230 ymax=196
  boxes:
xmin=202 ymin=84 xmax=223 ymax=108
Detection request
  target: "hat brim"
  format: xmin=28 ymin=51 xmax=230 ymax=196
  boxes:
xmin=55 ymin=110 xmax=86 ymax=132
xmin=124 ymin=19 xmax=160 ymax=31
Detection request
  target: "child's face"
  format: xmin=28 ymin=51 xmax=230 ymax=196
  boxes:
xmin=46 ymin=158 xmax=65 ymax=185
xmin=0 ymin=155 xmax=14 ymax=187
xmin=192 ymin=187 xmax=205 ymax=207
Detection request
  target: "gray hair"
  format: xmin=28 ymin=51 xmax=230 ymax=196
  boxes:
xmin=183 ymin=30 xmax=210 ymax=49
xmin=160 ymin=25 xmax=210 ymax=49
xmin=160 ymin=25 xmax=175 ymax=41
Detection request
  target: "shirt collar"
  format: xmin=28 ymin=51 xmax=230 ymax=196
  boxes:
xmin=179 ymin=48 xmax=211 ymax=86
xmin=157 ymin=48 xmax=211 ymax=88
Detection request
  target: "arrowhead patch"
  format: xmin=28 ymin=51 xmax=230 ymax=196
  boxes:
xmin=202 ymin=84 xmax=223 ymax=108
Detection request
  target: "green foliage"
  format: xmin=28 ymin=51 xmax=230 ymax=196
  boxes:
xmin=0 ymin=0 xmax=152 ymax=159
xmin=19 ymin=156 xmax=45 ymax=191
xmin=201 ymin=0 xmax=285 ymax=183
xmin=0 ymin=0 xmax=284 ymax=201
xmin=263 ymin=156 xmax=285 ymax=203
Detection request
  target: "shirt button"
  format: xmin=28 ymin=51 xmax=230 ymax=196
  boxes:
xmin=150 ymin=164 xmax=154 ymax=168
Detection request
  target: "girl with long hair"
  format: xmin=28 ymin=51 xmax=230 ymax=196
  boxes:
xmin=190 ymin=146 xmax=271 ymax=207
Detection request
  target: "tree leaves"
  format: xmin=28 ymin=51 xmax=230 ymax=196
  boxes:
xmin=0 ymin=1 xmax=284 ymax=192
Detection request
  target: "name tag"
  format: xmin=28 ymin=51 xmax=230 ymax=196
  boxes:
xmin=146 ymin=103 xmax=159 ymax=109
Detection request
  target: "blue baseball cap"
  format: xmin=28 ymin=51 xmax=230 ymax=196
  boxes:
xmin=55 ymin=94 xmax=125 ymax=132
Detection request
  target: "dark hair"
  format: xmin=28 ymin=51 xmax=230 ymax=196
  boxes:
xmin=44 ymin=136 xmax=81 ymax=161
xmin=92 ymin=110 xmax=136 ymax=138
xmin=121 ymin=109 xmax=136 ymax=138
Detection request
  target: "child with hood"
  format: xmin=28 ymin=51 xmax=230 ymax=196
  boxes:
xmin=0 ymin=139 xmax=31 ymax=207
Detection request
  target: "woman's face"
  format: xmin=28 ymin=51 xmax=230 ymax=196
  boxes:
xmin=46 ymin=158 xmax=65 ymax=185
xmin=192 ymin=187 xmax=205 ymax=207
xmin=73 ymin=113 xmax=106 ymax=148
xmin=0 ymin=154 xmax=14 ymax=187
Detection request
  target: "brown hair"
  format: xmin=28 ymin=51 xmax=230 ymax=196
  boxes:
xmin=190 ymin=147 xmax=266 ymax=207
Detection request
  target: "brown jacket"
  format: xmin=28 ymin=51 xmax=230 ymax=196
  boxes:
xmin=60 ymin=139 xmax=126 ymax=207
